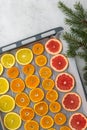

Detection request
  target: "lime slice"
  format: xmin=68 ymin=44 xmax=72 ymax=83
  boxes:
xmin=0 ymin=95 xmax=15 ymax=112
xmin=0 ymin=63 xmax=3 ymax=75
xmin=16 ymin=48 xmax=33 ymax=65
xmin=4 ymin=112 xmax=21 ymax=130
xmin=1 ymin=54 xmax=15 ymax=68
xmin=0 ymin=77 xmax=9 ymax=95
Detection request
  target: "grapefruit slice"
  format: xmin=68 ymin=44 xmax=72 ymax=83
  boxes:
xmin=45 ymin=38 xmax=62 ymax=55
xmin=69 ymin=113 xmax=87 ymax=130
xmin=24 ymin=120 xmax=39 ymax=130
xmin=62 ymin=92 xmax=81 ymax=111
xmin=55 ymin=72 xmax=75 ymax=92
xmin=50 ymin=54 xmax=68 ymax=72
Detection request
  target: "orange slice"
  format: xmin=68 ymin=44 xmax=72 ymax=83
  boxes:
xmin=35 ymin=55 xmax=47 ymax=67
xmin=22 ymin=64 xmax=35 ymax=75
xmin=0 ymin=77 xmax=9 ymax=95
xmin=34 ymin=101 xmax=48 ymax=116
xmin=10 ymin=78 xmax=25 ymax=93
xmin=48 ymin=128 xmax=56 ymax=130
xmin=7 ymin=66 xmax=19 ymax=78
xmin=15 ymin=92 xmax=30 ymax=107
xmin=54 ymin=113 xmax=66 ymax=125
xmin=29 ymin=88 xmax=44 ymax=102
xmin=42 ymin=79 xmax=54 ymax=90
xmin=40 ymin=115 xmax=54 ymax=129
xmin=46 ymin=89 xmax=58 ymax=102
xmin=24 ymin=120 xmax=39 ymax=130
xmin=0 ymin=63 xmax=3 ymax=75
xmin=32 ymin=43 xmax=44 ymax=55
xmin=20 ymin=107 xmax=34 ymax=121
xmin=39 ymin=66 xmax=52 ymax=79
xmin=25 ymin=75 xmax=40 ymax=89
xmin=60 ymin=126 xmax=71 ymax=130
xmin=49 ymin=101 xmax=61 ymax=113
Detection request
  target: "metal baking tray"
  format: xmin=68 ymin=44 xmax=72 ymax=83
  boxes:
xmin=0 ymin=27 xmax=87 ymax=130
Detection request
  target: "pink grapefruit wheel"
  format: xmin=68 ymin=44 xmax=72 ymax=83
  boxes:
xmin=69 ymin=113 xmax=87 ymax=130
xmin=62 ymin=92 xmax=81 ymax=111
xmin=45 ymin=38 xmax=62 ymax=55
xmin=55 ymin=72 xmax=75 ymax=92
xmin=50 ymin=54 xmax=68 ymax=72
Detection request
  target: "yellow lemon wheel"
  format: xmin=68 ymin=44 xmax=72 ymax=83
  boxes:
xmin=0 ymin=63 xmax=3 ymax=75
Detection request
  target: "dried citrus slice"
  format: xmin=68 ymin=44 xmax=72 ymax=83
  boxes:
xmin=46 ymin=89 xmax=58 ymax=102
xmin=0 ymin=63 xmax=3 ymax=75
xmin=4 ymin=112 xmax=21 ymax=130
xmin=15 ymin=92 xmax=30 ymax=107
xmin=60 ymin=126 xmax=71 ymax=130
xmin=0 ymin=77 xmax=9 ymax=95
xmin=0 ymin=95 xmax=15 ymax=113
xmin=48 ymin=128 xmax=56 ymax=130
xmin=42 ymin=79 xmax=54 ymax=90
xmin=16 ymin=48 xmax=33 ymax=65
xmin=22 ymin=64 xmax=35 ymax=75
xmin=7 ymin=66 xmax=19 ymax=78
xmin=40 ymin=115 xmax=54 ymax=129
xmin=20 ymin=107 xmax=34 ymax=121
xmin=39 ymin=66 xmax=52 ymax=79
xmin=54 ymin=113 xmax=66 ymax=125
xmin=35 ymin=55 xmax=47 ymax=67
xmin=29 ymin=88 xmax=44 ymax=102
xmin=32 ymin=43 xmax=44 ymax=55
xmin=1 ymin=54 xmax=15 ymax=68
xmin=25 ymin=75 xmax=40 ymax=89
xmin=49 ymin=101 xmax=61 ymax=113
xmin=10 ymin=78 xmax=25 ymax=93
xmin=24 ymin=120 xmax=39 ymax=130
xmin=34 ymin=101 xmax=48 ymax=116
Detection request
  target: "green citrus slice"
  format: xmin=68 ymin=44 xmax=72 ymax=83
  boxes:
xmin=1 ymin=54 xmax=15 ymax=68
xmin=16 ymin=48 xmax=33 ymax=65
xmin=4 ymin=112 xmax=21 ymax=130
xmin=0 ymin=95 xmax=15 ymax=112
xmin=0 ymin=77 xmax=9 ymax=95
xmin=0 ymin=63 xmax=3 ymax=75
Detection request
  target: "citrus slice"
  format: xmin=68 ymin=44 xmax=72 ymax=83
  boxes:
xmin=10 ymin=78 xmax=25 ymax=93
xmin=42 ymin=79 xmax=54 ymax=90
xmin=49 ymin=101 xmax=61 ymax=113
xmin=4 ymin=112 xmax=21 ymax=130
xmin=7 ymin=66 xmax=19 ymax=78
xmin=60 ymin=126 xmax=71 ymax=130
xmin=15 ymin=92 xmax=30 ymax=107
xmin=29 ymin=88 xmax=44 ymax=102
xmin=39 ymin=66 xmax=52 ymax=79
xmin=0 ymin=95 xmax=15 ymax=113
xmin=35 ymin=55 xmax=47 ymax=67
xmin=20 ymin=107 xmax=34 ymax=121
xmin=25 ymin=75 xmax=40 ymax=89
xmin=22 ymin=64 xmax=35 ymax=75
xmin=46 ymin=89 xmax=58 ymax=102
xmin=45 ymin=38 xmax=62 ymax=55
xmin=48 ymin=128 xmax=56 ymax=130
xmin=32 ymin=43 xmax=44 ymax=55
xmin=40 ymin=115 xmax=54 ymax=129
xmin=55 ymin=73 xmax=75 ymax=92
xmin=16 ymin=48 xmax=33 ymax=65
xmin=0 ymin=77 xmax=9 ymax=95
xmin=24 ymin=120 xmax=39 ymax=130
xmin=1 ymin=54 xmax=15 ymax=68
xmin=34 ymin=101 xmax=48 ymax=116
xmin=54 ymin=113 xmax=66 ymax=125
xmin=0 ymin=63 xmax=3 ymax=75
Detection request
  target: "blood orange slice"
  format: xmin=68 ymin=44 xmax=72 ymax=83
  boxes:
xmin=69 ymin=113 xmax=87 ymax=130
xmin=62 ymin=92 xmax=81 ymax=111
xmin=55 ymin=72 xmax=75 ymax=92
xmin=50 ymin=54 xmax=68 ymax=72
xmin=45 ymin=38 xmax=62 ymax=55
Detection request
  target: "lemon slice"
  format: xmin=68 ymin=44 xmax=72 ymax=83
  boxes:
xmin=0 ymin=77 xmax=9 ymax=95
xmin=4 ymin=112 xmax=21 ymax=130
xmin=1 ymin=54 xmax=15 ymax=68
xmin=16 ymin=48 xmax=33 ymax=65
xmin=0 ymin=63 xmax=3 ymax=75
xmin=0 ymin=95 xmax=15 ymax=112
